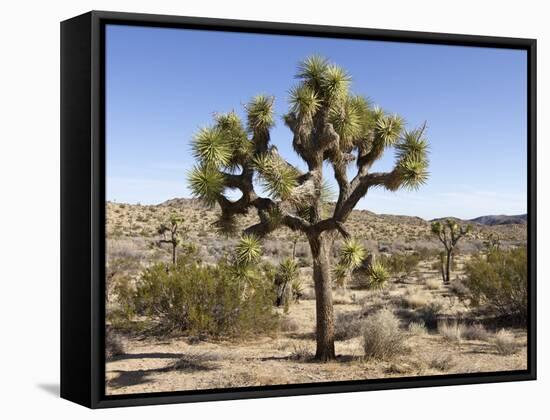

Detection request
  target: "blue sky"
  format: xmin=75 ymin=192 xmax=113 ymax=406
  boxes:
xmin=106 ymin=24 xmax=527 ymax=220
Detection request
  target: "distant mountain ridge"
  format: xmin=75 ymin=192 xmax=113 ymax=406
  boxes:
xmin=469 ymin=214 xmax=527 ymax=226
xmin=154 ymin=198 xmax=526 ymax=227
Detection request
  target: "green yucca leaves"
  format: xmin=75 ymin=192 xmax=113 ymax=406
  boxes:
xmin=374 ymin=114 xmax=404 ymax=147
xmin=395 ymin=155 xmax=429 ymax=190
xmin=296 ymin=56 xmax=350 ymax=102
xmin=329 ymin=97 xmax=362 ymax=150
xmin=246 ymin=95 xmax=275 ymax=132
xmin=333 ymin=263 xmax=350 ymax=288
xmin=253 ymin=153 xmax=299 ymax=200
xmin=277 ymin=258 xmax=299 ymax=283
xmin=214 ymin=112 xmax=254 ymax=169
xmin=322 ymin=64 xmax=351 ymax=101
xmin=187 ymin=164 xmax=225 ymax=206
xmin=431 ymin=221 xmax=443 ymax=234
xmin=339 ymin=238 xmax=366 ymax=269
xmin=395 ymin=128 xmax=429 ymax=162
xmin=289 ymin=84 xmax=320 ymax=118
xmin=192 ymin=126 xmax=232 ymax=168
xmin=367 ymin=262 xmax=389 ymax=289
xmin=236 ymin=234 xmax=262 ymax=265
xmin=296 ymin=55 xmax=329 ymax=88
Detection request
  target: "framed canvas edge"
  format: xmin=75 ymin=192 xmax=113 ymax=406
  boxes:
xmin=61 ymin=10 xmax=537 ymax=409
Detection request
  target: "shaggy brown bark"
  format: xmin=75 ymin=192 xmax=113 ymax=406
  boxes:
xmin=310 ymin=233 xmax=336 ymax=361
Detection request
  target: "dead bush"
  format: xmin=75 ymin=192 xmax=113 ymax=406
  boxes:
xmin=362 ymin=309 xmax=407 ymax=360
xmin=493 ymin=329 xmax=519 ymax=355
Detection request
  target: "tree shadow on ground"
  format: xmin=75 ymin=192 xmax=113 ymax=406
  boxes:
xmin=286 ymin=331 xmax=316 ymax=340
xmin=108 ymin=355 xmax=219 ymax=389
xmin=110 ymin=352 xmax=184 ymax=361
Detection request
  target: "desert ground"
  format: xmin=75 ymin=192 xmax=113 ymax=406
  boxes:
xmin=105 ymin=199 xmax=527 ymax=395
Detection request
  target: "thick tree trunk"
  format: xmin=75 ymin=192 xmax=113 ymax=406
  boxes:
xmin=309 ymin=233 xmax=336 ymax=361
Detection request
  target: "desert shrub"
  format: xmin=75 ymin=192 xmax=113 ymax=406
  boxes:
xmin=362 ymin=309 xmax=407 ymax=360
xmin=335 ymin=311 xmax=363 ymax=340
xmin=463 ymin=247 xmax=527 ymax=321
xmin=402 ymin=290 xmax=431 ymax=309
xmin=493 ymin=329 xmax=519 ymax=355
xmin=415 ymin=246 xmax=438 ymax=261
xmin=290 ymin=342 xmax=313 ymax=361
xmin=417 ymin=301 xmax=444 ymax=329
xmin=462 ymin=323 xmax=489 ymax=341
xmin=424 ymin=278 xmax=440 ymax=290
xmin=106 ymin=327 xmax=125 ymax=359
xmin=380 ymin=253 xmax=420 ymax=276
xmin=133 ymin=255 xmax=278 ymax=337
xmin=408 ymin=320 xmax=427 ymax=335
xmin=449 ymin=278 xmax=469 ymax=297
xmin=437 ymin=320 xmax=464 ymax=342
xmin=279 ymin=317 xmax=299 ymax=332
xmin=429 ymin=354 xmax=454 ymax=371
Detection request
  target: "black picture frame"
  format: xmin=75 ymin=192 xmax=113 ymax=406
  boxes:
xmin=60 ymin=10 xmax=537 ymax=409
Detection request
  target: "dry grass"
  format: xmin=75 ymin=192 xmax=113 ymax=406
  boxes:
xmin=438 ymin=320 xmax=464 ymax=342
xmin=289 ymin=342 xmax=313 ymax=361
xmin=408 ymin=321 xmax=427 ymax=336
xmin=402 ymin=290 xmax=431 ymax=309
xmin=334 ymin=311 xmax=363 ymax=340
xmin=462 ymin=324 xmax=489 ymax=341
xmin=493 ymin=329 xmax=519 ymax=355
xmin=280 ymin=317 xmax=299 ymax=332
xmin=424 ymin=278 xmax=441 ymax=290
xmin=429 ymin=354 xmax=455 ymax=371
xmin=362 ymin=309 xmax=408 ymax=360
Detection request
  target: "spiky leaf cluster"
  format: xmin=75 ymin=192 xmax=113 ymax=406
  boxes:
xmin=339 ymin=238 xmax=366 ymax=269
xmin=235 ymin=234 xmax=262 ymax=266
xmin=276 ymin=258 xmax=299 ymax=285
xmin=192 ymin=127 xmax=233 ymax=168
xmin=214 ymin=111 xmax=253 ymax=169
xmin=366 ymin=262 xmax=390 ymax=289
xmin=245 ymin=95 xmax=275 ymax=132
xmin=188 ymin=164 xmax=225 ymax=206
xmin=333 ymin=238 xmax=367 ymax=288
xmin=253 ymin=152 xmax=299 ymax=200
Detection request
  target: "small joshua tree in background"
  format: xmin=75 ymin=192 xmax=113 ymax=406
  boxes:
xmin=274 ymin=258 xmax=299 ymax=309
xmin=431 ymin=219 xmax=471 ymax=283
xmin=156 ymin=215 xmax=187 ymax=265
xmin=188 ymin=56 xmax=429 ymax=360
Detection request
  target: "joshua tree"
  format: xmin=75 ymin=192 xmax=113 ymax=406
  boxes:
xmin=156 ymin=215 xmax=187 ymax=265
xmin=274 ymin=258 xmax=299 ymax=308
xmin=431 ymin=219 xmax=471 ymax=283
xmin=188 ymin=56 xmax=429 ymax=361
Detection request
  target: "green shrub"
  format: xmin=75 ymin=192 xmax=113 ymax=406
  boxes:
xmin=133 ymin=255 xmax=278 ymax=337
xmin=463 ymin=247 xmax=527 ymax=321
xmin=380 ymin=253 xmax=420 ymax=276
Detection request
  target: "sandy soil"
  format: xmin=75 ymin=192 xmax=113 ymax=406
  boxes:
xmin=106 ymin=262 xmax=527 ymax=395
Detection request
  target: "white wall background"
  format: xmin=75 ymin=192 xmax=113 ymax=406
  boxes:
xmin=0 ymin=0 xmax=546 ymax=417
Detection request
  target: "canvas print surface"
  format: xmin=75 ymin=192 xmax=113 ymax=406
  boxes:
xmin=104 ymin=24 xmax=528 ymax=395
